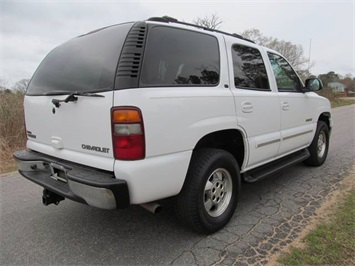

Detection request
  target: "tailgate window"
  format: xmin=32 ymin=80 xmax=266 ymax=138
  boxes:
xmin=27 ymin=23 xmax=133 ymax=95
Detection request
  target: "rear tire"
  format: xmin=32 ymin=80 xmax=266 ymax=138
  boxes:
xmin=304 ymin=121 xmax=329 ymax=166
xmin=175 ymin=149 xmax=241 ymax=233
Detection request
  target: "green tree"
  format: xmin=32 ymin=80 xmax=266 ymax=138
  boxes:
xmin=318 ymin=71 xmax=340 ymax=87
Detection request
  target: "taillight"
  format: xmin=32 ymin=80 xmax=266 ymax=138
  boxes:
xmin=111 ymin=107 xmax=145 ymax=160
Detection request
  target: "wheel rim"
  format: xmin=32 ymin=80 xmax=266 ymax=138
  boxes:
xmin=317 ymin=131 xmax=326 ymax=158
xmin=203 ymin=168 xmax=233 ymax=217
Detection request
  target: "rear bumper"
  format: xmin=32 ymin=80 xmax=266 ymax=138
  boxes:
xmin=13 ymin=150 xmax=129 ymax=209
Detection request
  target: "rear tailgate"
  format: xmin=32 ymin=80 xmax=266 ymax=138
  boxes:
xmin=25 ymin=92 xmax=114 ymax=171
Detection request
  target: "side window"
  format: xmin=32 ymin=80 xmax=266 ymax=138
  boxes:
xmin=267 ymin=53 xmax=302 ymax=92
xmin=140 ymin=26 xmax=220 ymax=86
xmin=232 ymin=44 xmax=270 ymax=90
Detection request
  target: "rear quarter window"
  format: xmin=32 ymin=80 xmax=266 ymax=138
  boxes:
xmin=140 ymin=26 xmax=220 ymax=87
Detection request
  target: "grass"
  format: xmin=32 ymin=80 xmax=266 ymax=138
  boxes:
xmin=0 ymin=90 xmax=26 ymax=173
xmin=317 ymin=88 xmax=355 ymax=108
xmin=331 ymin=99 xmax=354 ymax=108
xmin=278 ymin=189 xmax=355 ymax=265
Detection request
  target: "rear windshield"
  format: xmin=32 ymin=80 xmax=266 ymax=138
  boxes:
xmin=27 ymin=23 xmax=133 ymax=95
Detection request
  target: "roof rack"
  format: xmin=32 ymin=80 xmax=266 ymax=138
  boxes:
xmin=147 ymin=16 xmax=255 ymax=44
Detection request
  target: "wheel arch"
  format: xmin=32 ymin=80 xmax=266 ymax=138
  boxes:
xmin=318 ymin=112 xmax=331 ymax=130
xmin=193 ymin=129 xmax=246 ymax=169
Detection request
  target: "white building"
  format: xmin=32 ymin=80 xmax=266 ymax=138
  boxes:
xmin=328 ymin=82 xmax=345 ymax=93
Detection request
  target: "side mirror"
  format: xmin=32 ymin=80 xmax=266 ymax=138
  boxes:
xmin=305 ymin=78 xmax=323 ymax=91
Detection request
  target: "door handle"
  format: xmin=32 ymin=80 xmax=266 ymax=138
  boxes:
xmin=242 ymin=101 xmax=253 ymax=113
xmin=281 ymin=101 xmax=289 ymax=111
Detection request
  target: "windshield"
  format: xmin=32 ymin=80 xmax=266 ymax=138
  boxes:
xmin=27 ymin=23 xmax=133 ymax=95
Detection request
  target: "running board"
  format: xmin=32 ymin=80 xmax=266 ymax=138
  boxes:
xmin=243 ymin=149 xmax=310 ymax=183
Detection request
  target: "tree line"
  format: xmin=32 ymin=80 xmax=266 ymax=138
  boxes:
xmin=1 ymin=15 xmax=354 ymax=94
xmin=194 ymin=14 xmax=354 ymax=92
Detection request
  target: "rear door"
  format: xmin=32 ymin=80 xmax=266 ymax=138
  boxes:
xmin=226 ymin=40 xmax=281 ymax=170
xmin=24 ymin=23 xmax=133 ymax=171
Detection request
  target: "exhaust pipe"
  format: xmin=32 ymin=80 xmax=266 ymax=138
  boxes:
xmin=140 ymin=202 xmax=162 ymax=214
xmin=42 ymin=189 xmax=65 ymax=206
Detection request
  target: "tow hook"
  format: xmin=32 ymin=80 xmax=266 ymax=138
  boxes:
xmin=42 ymin=189 xmax=65 ymax=206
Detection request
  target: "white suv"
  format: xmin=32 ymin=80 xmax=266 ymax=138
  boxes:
xmin=14 ymin=16 xmax=332 ymax=233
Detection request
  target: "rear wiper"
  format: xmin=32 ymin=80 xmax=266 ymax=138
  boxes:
xmin=52 ymin=91 xmax=105 ymax=108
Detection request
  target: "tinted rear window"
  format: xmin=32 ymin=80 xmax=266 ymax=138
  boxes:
xmin=27 ymin=23 xmax=133 ymax=95
xmin=232 ymin=45 xmax=269 ymax=90
xmin=140 ymin=26 xmax=220 ymax=86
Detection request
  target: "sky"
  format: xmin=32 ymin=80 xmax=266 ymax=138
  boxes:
xmin=1 ymin=0 xmax=354 ymax=87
